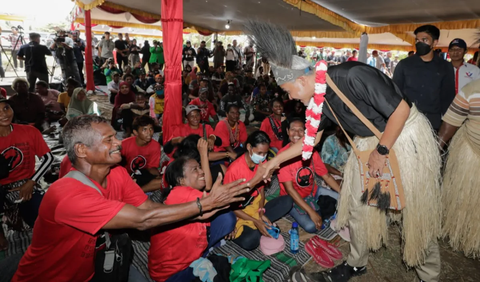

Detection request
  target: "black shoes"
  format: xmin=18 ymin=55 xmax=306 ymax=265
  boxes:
xmin=309 ymin=261 xmax=367 ymax=282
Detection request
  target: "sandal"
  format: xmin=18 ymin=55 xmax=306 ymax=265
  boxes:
xmin=311 ymin=236 xmax=343 ymax=260
xmin=305 ymin=237 xmax=334 ymax=268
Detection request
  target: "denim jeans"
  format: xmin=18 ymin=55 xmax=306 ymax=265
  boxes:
xmin=165 ymin=211 xmax=236 ymax=282
xmin=233 ymin=195 xmax=293 ymax=250
xmin=289 ymin=186 xmax=339 ymax=233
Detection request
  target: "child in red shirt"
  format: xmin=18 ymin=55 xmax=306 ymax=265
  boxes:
xmin=121 ymin=116 xmax=162 ymax=192
xmin=189 ymin=87 xmax=218 ymax=123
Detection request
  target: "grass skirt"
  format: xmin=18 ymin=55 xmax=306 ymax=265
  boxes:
xmin=336 ymin=105 xmax=442 ymax=267
xmin=442 ymin=126 xmax=480 ymax=258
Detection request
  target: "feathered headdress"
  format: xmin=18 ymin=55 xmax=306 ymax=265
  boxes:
xmin=243 ymin=20 xmax=327 ymax=160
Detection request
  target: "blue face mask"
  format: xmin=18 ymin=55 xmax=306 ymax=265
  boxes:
xmin=156 ymin=89 xmax=164 ymax=96
xmin=251 ymin=152 xmax=266 ymax=164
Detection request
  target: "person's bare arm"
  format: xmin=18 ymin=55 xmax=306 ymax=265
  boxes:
xmin=320 ymin=173 xmax=341 ymax=193
xmin=147 ymin=167 xmax=160 ymax=176
xmin=324 ymin=164 xmax=342 ymax=177
xmin=103 ymin=177 xmax=250 ymax=230
xmin=198 ymin=139 xmax=213 ymax=191
xmin=251 ymin=130 xmax=324 ymax=185
xmin=140 ymin=178 xmax=162 ymax=193
xmin=438 ymin=121 xmax=459 ymax=150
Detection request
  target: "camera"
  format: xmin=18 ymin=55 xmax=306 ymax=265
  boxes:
xmin=54 ymin=36 xmax=65 ymax=43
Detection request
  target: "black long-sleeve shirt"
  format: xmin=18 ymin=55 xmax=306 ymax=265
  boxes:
xmin=392 ymin=54 xmax=455 ymax=130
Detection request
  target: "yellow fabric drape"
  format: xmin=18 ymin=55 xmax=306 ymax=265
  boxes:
xmin=76 ymin=18 xmax=200 ymax=34
xmin=98 ymin=1 xmax=215 ymax=35
xmin=367 ymin=19 xmax=480 ymax=34
xmin=0 ymin=14 xmax=26 ymax=22
xmin=283 ymin=0 xmax=364 ymax=35
xmin=295 ymin=41 xmax=415 ymax=52
xmin=75 ymin=0 xmax=106 ymax=11
xmin=75 ymin=17 xmax=161 ymax=30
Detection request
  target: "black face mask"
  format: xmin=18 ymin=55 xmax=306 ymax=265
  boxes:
xmin=415 ymin=42 xmax=432 ymax=56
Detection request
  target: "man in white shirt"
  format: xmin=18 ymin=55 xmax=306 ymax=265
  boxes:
xmin=448 ymin=38 xmax=480 ymax=94
xmin=107 ymin=72 xmax=121 ymax=104
xmin=372 ymin=50 xmax=388 ymax=74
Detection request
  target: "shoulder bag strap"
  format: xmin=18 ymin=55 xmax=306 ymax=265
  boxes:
xmin=325 ymin=74 xmax=382 ymax=139
xmin=325 ymin=99 xmax=360 ymax=154
xmin=64 ymin=170 xmax=111 ymax=247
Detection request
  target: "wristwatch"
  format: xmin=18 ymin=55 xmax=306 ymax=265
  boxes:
xmin=376 ymin=144 xmax=390 ymax=155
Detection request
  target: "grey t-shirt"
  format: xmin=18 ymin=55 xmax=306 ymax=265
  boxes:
xmin=98 ymin=39 xmax=115 ymax=59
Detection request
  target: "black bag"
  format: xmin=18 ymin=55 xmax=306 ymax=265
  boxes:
xmin=64 ymin=171 xmax=132 ymax=282
xmin=317 ymin=195 xmax=337 ymax=220
xmin=91 ymin=232 xmax=133 ymax=282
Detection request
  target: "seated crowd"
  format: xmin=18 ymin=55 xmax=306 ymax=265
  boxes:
xmin=0 ymin=38 xmax=350 ymax=282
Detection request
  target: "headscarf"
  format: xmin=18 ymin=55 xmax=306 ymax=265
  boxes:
xmin=66 ymin=88 xmax=95 ymax=120
xmin=114 ymin=81 xmax=135 ymax=108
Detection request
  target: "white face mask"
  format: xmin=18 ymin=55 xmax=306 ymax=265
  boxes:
xmin=250 ymin=152 xmax=266 ymax=164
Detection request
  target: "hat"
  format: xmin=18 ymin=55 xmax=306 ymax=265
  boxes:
xmin=260 ymin=234 xmax=285 ymax=255
xmin=227 ymin=82 xmax=235 ymax=86
xmin=155 ymin=74 xmax=163 ymax=79
xmin=112 ymin=72 xmax=120 ymax=77
xmin=449 ymin=38 xmax=467 ymax=50
xmin=0 ymin=97 xmax=11 ymax=105
xmin=185 ymin=105 xmax=200 ymax=115
xmin=0 ymin=87 xmax=6 ymax=99
xmin=186 ymin=40 xmax=191 ymax=44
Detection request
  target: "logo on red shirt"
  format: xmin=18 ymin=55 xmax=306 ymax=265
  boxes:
xmin=1 ymin=146 xmax=24 ymax=172
xmin=296 ymin=167 xmax=313 ymax=187
xmin=130 ymin=155 xmax=147 ymax=172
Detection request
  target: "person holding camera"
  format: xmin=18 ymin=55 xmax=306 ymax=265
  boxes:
xmin=72 ymin=32 xmax=85 ymax=86
xmin=103 ymin=58 xmax=121 ymax=84
xmin=50 ymin=30 xmax=81 ymax=83
xmin=17 ymin=33 xmax=52 ymax=92
xmin=149 ymin=40 xmax=164 ymax=70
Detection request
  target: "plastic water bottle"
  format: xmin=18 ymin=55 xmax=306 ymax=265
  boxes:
xmin=289 ymin=222 xmax=299 ymax=254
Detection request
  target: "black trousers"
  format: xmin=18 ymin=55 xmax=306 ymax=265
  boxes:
xmin=116 ymin=54 xmax=128 ymax=70
xmin=26 ymin=70 xmax=49 ymax=92
xmin=77 ymin=61 xmax=84 ymax=85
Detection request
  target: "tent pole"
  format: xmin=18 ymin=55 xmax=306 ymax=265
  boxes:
xmin=84 ymin=10 xmax=95 ymax=92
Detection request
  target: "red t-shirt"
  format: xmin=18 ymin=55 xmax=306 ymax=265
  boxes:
xmin=0 ymin=124 xmax=50 ymax=185
xmin=58 ymin=155 xmax=72 ymax=178
xmin=347 ymin=57 xmax=358 ymax=62
xmin=121 ymin=136 xmax=161 ymax=174
xmin=214 ymin=119 xmax=247 ymax=151
xmin=260 ymin=116 xmax=284 ymax=150
xmin=277 ymin=143 xmax=328 ymax=198
xmin=149 ymin=186 xmax=209 ymax=282
xmin=224 ymin=155 xmax=265 ymax=198
xmin=169 ymin=123 xmax=215 ymax=141
xmin=189 ymin=98 xmax=216 ymax=123
xmin=13 ymin=167 xmax=148 ymax=282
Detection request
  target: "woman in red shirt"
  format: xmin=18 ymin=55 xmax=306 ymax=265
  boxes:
xmin=149 ymin=155 xmax=236 ymax=282
xmin=224 ymin=131 xmax=293 ymax=250
xmin=260 ymin=98 xmax=285 ymax=152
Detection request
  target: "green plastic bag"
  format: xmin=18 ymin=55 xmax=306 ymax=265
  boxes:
xmin=230 ymin=257 xmax=271 ymax=282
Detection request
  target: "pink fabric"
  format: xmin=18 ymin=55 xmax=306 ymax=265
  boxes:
xmin=161 ymin=0 xmax=183 ymax=144
xmin=259 ymin=234 xmax=285 ymax=255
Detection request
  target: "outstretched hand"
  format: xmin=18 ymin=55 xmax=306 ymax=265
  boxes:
xmin=250 ymin=160 xmax=280 ymax=186
xmin=204 ymin=173 xmax=250 ymax=211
